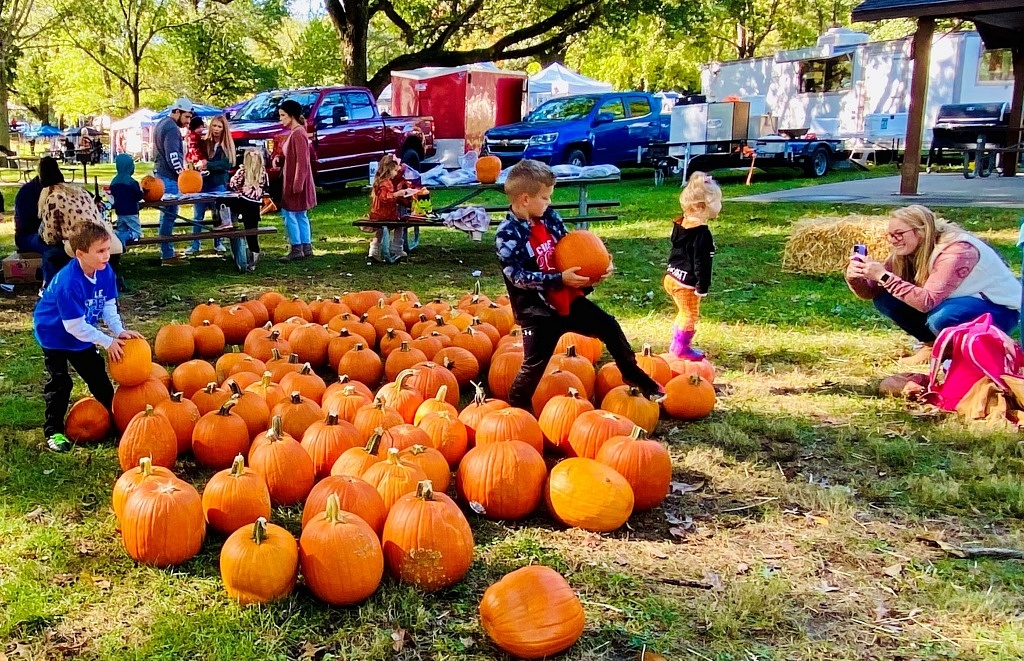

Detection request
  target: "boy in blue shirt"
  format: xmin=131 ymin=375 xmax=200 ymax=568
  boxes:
xmin=34 ymin=223 xmax=143 ymax=452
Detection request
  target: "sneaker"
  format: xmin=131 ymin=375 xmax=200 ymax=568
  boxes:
xmin=390 ymin=250 xmax=409 ymax=261
xmin=214 ymin=243 xmax=228 ymax=253
xmin=47 ymin=433 xmax=72 ymax=453
xmin=161 ymin=256 xmax=189 ymax=267
xmin=182 ymin=246 xmax=199 ymax=257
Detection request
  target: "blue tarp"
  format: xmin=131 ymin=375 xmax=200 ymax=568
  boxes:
xmin=22 ymin=125 xmax=63 ymax=138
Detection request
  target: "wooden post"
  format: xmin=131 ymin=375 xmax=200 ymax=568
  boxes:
xmin=1002 ymin=47 xmax=1024 ymax=177
xmin=901 ymin=17 xmax=934 ymax=196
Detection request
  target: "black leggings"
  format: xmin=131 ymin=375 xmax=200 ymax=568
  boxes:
xmin=42 ymin=345 xmax=114 ymax=437
xmin=229 ymin=198 xmax=261 ymax=254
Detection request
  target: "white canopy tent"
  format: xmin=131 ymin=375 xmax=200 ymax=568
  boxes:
xmin=528 ymin=63 xmax=613 ymax=110
xmin=110 ymin=108 xmax=155 ymax=159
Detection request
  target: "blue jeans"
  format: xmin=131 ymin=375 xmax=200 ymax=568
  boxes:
xmin=15 ymin=232 xmax=48 ymax=255
xmin=158 ymin=176 xmax=179 ymax=259
xmin=282 ymin=209 xmax=311 ymax=245
xmin=873 ymin=291 xmax=1018 ymax=343
xmin=190 ymin=184 xmax=226 ymax=251
xmin=115 ymin=214 xmax=141 ymax=247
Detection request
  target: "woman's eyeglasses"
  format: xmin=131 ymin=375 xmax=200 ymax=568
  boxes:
xmin=887 ymin=228 xmax=914 ymax=242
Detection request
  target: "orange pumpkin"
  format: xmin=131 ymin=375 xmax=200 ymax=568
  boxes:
xmin=220 ymin=517 xmax=298 ymax=605
xmin=192 ymin=398 xmax=251 ymax=469
xmin=595 ymin=426 xmax=672 ymax=511
xmin=336 ymin=343 xmax=383 ymax=388
xmin=244 ymin=328 xmax=290 ymax=363
xmin=636 ymin=344 xmax=672 ymax=386
xmin=361 ymin=448 xmax=428 ymax=512
xmin=565 ymin=409 xmax=633 ymax=459
xmin=398 ymin=445 xmax=451 ymax=493
xmin=407 ymin=361 xmax=459 ymax=407
xmin=154 ymin=392 xmax=200 ymax=455
xmin=237 ymin=294 xmax=271 ymax=327
xmin=111 ymin=378 xmax=170 ymax=431
xmin=224 ymin=380 xmax=272 ymax=441
xmin=413 ymin=385 xmax=458 ymax=425
xmin=191 ymin=381 xmax=231 ymax=416
xmin=65 ymin=396 xmax=111 ymax=444
xmin=117 ymin=404 xmax=177 ymax=471
xmin=201 ymin=454 xmax=272 ymax=535
xmin=271 ymin=391 xmax=323 ymax=441
xmin=273 ymin=296 xmax=313 ymax=324
xmin=172 ymin=359 xmax=217 ymax=399
xmin=384 ymin=342 xmax=428 ymax=382
xmin=545 ymin=345 xmax=595 ymax=399
xmin=249 ymin=414 xmax=316 ymax=506
xmin=537 ymin=388 xmax=594 ymax=454
xmin=154 ymin=324 xmax=195 ymax=365
xmin=321 ymin=384 xmax=372 ymax=424
xmin=600 ymin=385 xmax=659 ymax=433
xmin=245 ymin=371 xmax=287 ymax=411
xmin=457 ymin=383 xmax=509 ymax=443
xmin=555 ymin=332 xmax=603 ymax=364
xmin=193 ymin=321 xmax=226 ymax=359
xmin=214 ymin=305 xmax=257 ymax=347
xmin=279 ymin=363 xmax=327 ymax=404
xmin=487 ymin=351 xmax=524 ymax=402
xmin=416 ymin=410 xmax=468 ymax=468
xmin=330 ymin=431 xmax=385 ymax=478
xmin=300 ymin=494 xmax=383 ymax=605
xmin=595 ymin=362 xmax=625 ymax=401
xmin=177 ymin=168 xmax=203 ymax=194
xmin=552 ymin=230 xmax=611 ymax=283
xmin=531 ymin=369 xmax=585 ymax=417
xmin=121 ymin=477 xmax=205 ymax=567
xmin=287 ymin=323 xmax=330 ymax=368
xmin=111 ymin=456 xmax=175 ymax=522
xmin=475 ymin=154 xmax=502 ymax=183
xmin=300 ymin=411 xmax=361 ymax=480
xmin=140 ymin=174 xmax=164 ymax=202
xmin=545 ymin=458 xmax=634 ymax=532
xmin=376 ymin=369 xmax=424 ymax=424
xmin=474 ymin=407 xmax=543 ymax=455
xmin=108 ymin=338 xmax=153 ymax=387
xmin=663 ymin=374 xmax=716 ymax=420
xmin=456 ymin=441 xmax=546 ymax=520
xmin=301 ymin=474 xmax=387 ymax=535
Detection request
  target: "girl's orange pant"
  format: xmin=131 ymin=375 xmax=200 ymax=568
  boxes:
xmin=663 ymin=274 xmax=700 ymax=331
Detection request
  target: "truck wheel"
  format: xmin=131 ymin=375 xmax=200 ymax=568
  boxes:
xmin=401 ymin=149 xmax=421 ymax=171
xmin=804 ymin=146 xmax=830 ymax=177
xmin=565 ymin=149 xmax=588 ymax=168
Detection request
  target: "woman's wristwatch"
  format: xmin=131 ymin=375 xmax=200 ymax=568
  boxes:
xmin=879 ymin=271 xmax=893 ymax=285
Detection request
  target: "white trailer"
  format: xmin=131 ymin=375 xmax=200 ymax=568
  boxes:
xmin=700 ymin=28 xmax=1015 ymax=151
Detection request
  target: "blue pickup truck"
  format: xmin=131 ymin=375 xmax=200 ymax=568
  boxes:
xmin=482 ymin=92 xmax=669 ymax=167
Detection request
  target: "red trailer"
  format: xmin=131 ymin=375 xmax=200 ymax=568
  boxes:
xmin=391 ymin=64 xmax=528 ymax=166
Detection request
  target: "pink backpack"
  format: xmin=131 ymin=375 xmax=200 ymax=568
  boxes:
xmin=925 ymin=313 xmax=1024 ymax=411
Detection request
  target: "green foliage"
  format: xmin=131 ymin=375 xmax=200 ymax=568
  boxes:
xmin=281 ymin=17 xmax=344 ymax=87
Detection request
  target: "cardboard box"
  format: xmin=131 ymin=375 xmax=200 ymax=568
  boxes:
xmin=3 ymin=252 xmax=43 ymax=284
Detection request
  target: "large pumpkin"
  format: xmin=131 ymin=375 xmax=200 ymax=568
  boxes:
xmin=154 ymin=392 xmax=201 ymax=455
xmin=381 ymin=480 xmax=474 ymax=591
xmin=552 ymin=230 xmax=611 ymax=283
xmin=249 ymin=414 xmax=316 ymax=507
xmin=456 ymin=441 xmax=546 ymax=521
xmin=108 ymin=338 xmax=153 ymax=387
xmin=457 ymin=383 xmax=509 ymax=443
xmin=271 ymin=390 xmax=323 ymax=440
xmin=600 ymin=385 xmax=660 ymax=434
xmin=479 ymin=565 xmax=585 ymax=659
xmin=140 ymin=174 xmax=165 ymax=202
xmin=545 ymin=457 xmax=634 ymax=532
xmin=564 ymin=409 xmax=634 ymax=459
xmin=111 ymin=378 xmax=170 ymax=431
xmin=537 ymin=388 xmax=594 ymax=454
xmin=201 ymin=454 xmax=272 ymax=535
xmin=121 ymin=477 xmax=205 ymax=567
xmin=300 ymin=494 xmax=384 ymax=605
xmin=301 ymin=411 xmax=362 ymax=480
xmin=117 ymin=404 xmax=177 ymax=471
xmin=111 ymin=456 xmax=175 ymax=522
xmin=416 ymin=409 xmax=468 ymax=468
xmin=595 ymin=426 xmax=672 ymax=511
xmin=301 ymin=474 xmax=387 ymax=535
xmin=474 ymin=407 xmax=543 ymax=455
xmin=192 ymin=398 xmax=251 ymax=469
xmin=663 ymin=374 xmax=716 ymax=420
xmin=177 ymin=168 xmax=203 ymax=194
xmin=172 ymin=359 xmax=217 ymax=399
xmin=220 ymin=517 xmax=298 ymax=605
xmin=361 ymin=448 xmax=428 ymax=512
xmin=65 ymin=396 xmax=111 ymax=444
xmin=398 ymin=445 xmax=451 ymax=493
xmin=476 ymin=154 xmax=502 ymax=184
xmin=154 ymin=324 xmax=195 ymax=365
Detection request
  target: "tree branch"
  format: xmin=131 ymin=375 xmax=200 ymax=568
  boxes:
xmin=376 ymin=0 xmax=415 ymax=46
xmin=428 ymin=0 xmax=485 ymax=51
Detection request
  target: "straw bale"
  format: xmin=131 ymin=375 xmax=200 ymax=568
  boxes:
xmin=782 ymin=215 xmax=891 ymax=274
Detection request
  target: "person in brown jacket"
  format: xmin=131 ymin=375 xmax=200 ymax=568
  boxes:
xmin=276 ymin=99 xmax=317 ymax=261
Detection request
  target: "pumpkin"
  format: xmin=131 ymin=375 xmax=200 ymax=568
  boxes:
xmin=327 ymin=330 xmax=361 ymax=371
xmin=321 ymin=384 xmax=372 ymax=424
xmin=413 ymin=385 xmax=458 ymax=425
xmin=552 ymin=230 xmax=611 ymax=283
xmin=663 ymin=374 xmax=715 ymax=420
xmin=273 ymin=296 xmax=313 ymax=324
xmin=201 ymin=454 xmax=272 ymax=534
xmin=336 ymin=343 xmax=383 ymax=387
xmin=361 ymin=448 xmax=429 ymax=512
xmin=487 ymin=351 xmax=524 ymax=402
xmin=545 ymin=345 xmax=596 ymax=400
xmin=537 ymin=388 xmax=594 ymax=453
xmin=451 ymin=326 xmax=493 ymax=369
xmin=300 ymin=494 xmax=384 ymax=605
xmin=140 ymin=174 xmax=164 ymax=202
xmin=190 ymin=298 xmax=221 ymax=327
xmin=245 ymin=371 xmax=287 ymax=410
xmin=331 ymin=431 xmax=384 ymax=478
xmin=266 ymin=348 xmax=301 ymax=383
xmin=315 ymin=296 xmax=350 ymax=325
xmin=287 ymin=323 xmax=330 ymax=368
xmin=215 ymin=350 xmax=251 ymax=384
xmin=565 ymin=409 xmax=634 ymax=459
xmin=258 ymin=292 xmax=285 ymax=318
xmin=244 ymin=328 xmax=291 ymax=363
xmin=111 ymin=378 xmax=170 ymax=431
xmin=446 ymin=309 xmax=474 ymax=332
xmin=595 ymin=362 xmax=625 ymax=401
xmin=214 ymin=305 xmax=257 ymax=347
xmin=271 ymin=391 xmax=323 ymax=440
xmin=381 ymin=480 xmax=474 ymax=591
xmin=108 ymin=337 xmax=153 ymax=387
xmin=477 ymin=303 xmax=514 ymax=336
xmin=531 ymin=369 xmax=585 ymax=417
xmin=301 ymin=474 xmax=387 ymax=535
xmin=279 ymin=363 xmax=327 ymax=404
xmin=409 ymin=332 xmax=444 ymax=360
xmin=352 ymin=399 xmax=403 ymax=441
xmin=457 ymin=382 xmax=509 ymax=443
xmin=301 ymin=411 xmax=362 ymax=480
xmin=595 ymin=426 xmax=672 ymax=510
xmin=417 ymin=410 xmax=468 ymax=467
xmin=469 ymin=317 xmax=500 ymax=347
xmin=154 ymin=392 xmax=201 ymax=454
xmin=327 ymin=312 xmax=376 ymax=346
xmin=171 ymin=359 xmax=217 ymax=400
xmin=379 ymin=423 xmax=431 ymax=454
xmin=249 ymin=414 xmax=316 ymax=506
xmin=399 ymin=445 xmax=450 ymax=493
xmin=475 ymin=154 xmax=502 ymax=183
xmin=121 ymin=476 xmax=205 ymax=567
xmin=154 ymin=324 xmax=195 ymax=365
xmin=546 ymin=458 xmax=634 ymax=532
xmin=665 ymin=355 xmax=716 ymax=383
xmin=434 ymin=347 xmax=479 ymax=387
xmin=341 ymin=290 xmax=386 ymax=316
xmin=225 ymin=380 xmax=272 ymax=441
xmin=384 ymin=342 xmax=428 ymax=382
xmin=237 ymin=294 xmax=271 ymax=328
xmin=456 ymin=441 xmax=546 ymax=520
xmin=376 ymin=369 xmax=424 ymax=423
xmin=457 ymin=281 xmax=490 ymax=310
xmin=225 ymin=371 xmax=261 ymax=391
xmin=379 ymin=327 xmax=413 ymax=357
xmin=150 ymin=363 xmax=172 ymax=390
xmin=220 ymin=517 xmax=298 ymax=605
xmin=111 ymin=456 xmax=175 ymax=522
xmin=117 ymin=404 xmax=177 ymax=471
xmin=556 ymin=332 xmax=603 ymax=364
xmin=479 ymin=565 xmax=585 ymax=659
xmin=636 ymin=344 xmax=672 ymax=386
xmin=65 ymin=396 xmax=111 ymax=444
xmin=178 ymin=168 xmax=203 ymax=194
xmin=407 ymin=361 xmax=459 ymax=407
xmin=192 ymin=398 xmax=251 ymax=469
xmin=191 ymin=381 xmax=231 ymax=416
xmin=191 ymin=320 xmax=226 ymax=359
xmin=475 ymin=407 xmax=544 ymax=455
xmin=601 ymin=385 xmax=659 ymax=433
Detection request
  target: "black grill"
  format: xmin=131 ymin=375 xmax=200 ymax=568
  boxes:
xmin=931 ymin=102 xmax=1009 ymax=150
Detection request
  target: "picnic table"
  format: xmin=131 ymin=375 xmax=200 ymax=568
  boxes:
xmin=353 ymin=175 xmax=621 ymax=264
xmin=137 ymin=192 xmax=277 ymax=271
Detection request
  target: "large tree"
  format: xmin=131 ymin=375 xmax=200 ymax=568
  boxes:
xmin=0 ymin=0 xmax=53 ymax=147
xmin=324 ymin=0 xmax=606 ymax=95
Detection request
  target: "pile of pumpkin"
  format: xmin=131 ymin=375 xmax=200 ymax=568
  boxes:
xmin=64 ymin=287 xmax=716 ymax=659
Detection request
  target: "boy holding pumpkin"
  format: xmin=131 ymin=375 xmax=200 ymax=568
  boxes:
xmin=494 ymin=159 xmax=663 ymax=410
xmin=33 ymin=223 xmax=143 ymax=452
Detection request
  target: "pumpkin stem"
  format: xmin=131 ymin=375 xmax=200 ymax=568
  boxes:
xmin=566 ymin=387 xmax=580 ymax=399
xmin=434 ymin=314 xmax=445 ymax=327
xmin=219 ymin=396 xmax=239 ymax=415
xmin=399 ymin=340 xmax=410 ymax=352
xmin=300 ymin=362 xmax=313 ymax=375
xmin=230 ymin=454 xmax=246 ymax=476
xmin=396 ymin=369 xmax=416 ymax=387
xmin=409 ymin=444 xmax=427 ymax=455
xmin=341 ymin=385 xmax=356 ymax=396
xmin=202 ymin=320 xmax=212 ymax=327
xmin=470 ymin=381 xmax=487 ymax=405
xmin=386 ymin=328 xmax=396 ymax=338
xmin=268 ymin=414 xmax=283 ymax=439
xmin=228 ymin=380 xmax=243 ymax=396
xmin=642 ymin=343 xmax=653 ymax=357
xmin=326 ymin=410 xmax=339 ymax=425
xmin=240 ymin=294 xmax=250 ymax=302
xmin=269 ymin=330 xmax=281 ymax=341
xmin=339 ymin=328 xmax=351 ymax=338
xmin=415 ymin=480 xmax=434 ymax=500
xmin=627 ymin=386 xmax=642 ymax=397
xmin=325 ymin=493 xmax=341 ymax=522
xmin=689 ymin=374 xmax=703 ymax=385
xmin=138 ymin=456 xmax=153 ymax=475
xmin=435 ymin=385 xmax=448 ymax=402
xmin=290 ymin=391 xmax=303 ymax=404
xmin=442 ymin=357 xmax=455 ymax=370
xmin=385 ymin=447 xmax=401 ymax=464
xmin=207 ymin=297 xmax=215 ymax=305
xmin=366 ymin=429 xmax=383 ymax=455
xmin=259 ymin=371 xmax=273 ymax=387
xmin=333 ymin=295 xmax=342 ymax=304
xmin=354 ymin=343 xmax=364 ymax=351
xmin=262 ymin=321 xmax=273 ymax=330
xmin=271 ymin=347 xmax=282 ymax=361
xmin=473 ymin=280 xmax=481 ymax=296
xmin=170 ymin=391 xmax=184 ymax=403
xmin=203 ymin=382 xmax=218 ymax=394
xmin=629 ymin=425 xmax=647 ymax=440
xmin=143 ymin=403 xmax=156 ymax=416
xmin=284 ymin=353 xmax=300 ymax=366
xmin=251 ymin=517 xmax=269 ymax=545
xmin=566 ymin=345 xmax=577 ymax=358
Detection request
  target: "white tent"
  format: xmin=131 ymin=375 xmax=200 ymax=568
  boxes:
xmin=528 ymin=63 xmax=613 ymax=110
xmin=110 ymin=108 xmax=154 ymax=131
xmin=110 ymin=108 xmax=155 ymax=160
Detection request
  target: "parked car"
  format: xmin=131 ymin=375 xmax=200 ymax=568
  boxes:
xmin=230 ymin=86 xmax=436 ymax=188
xmin=482 ymin=92 xmax=669 ymax=167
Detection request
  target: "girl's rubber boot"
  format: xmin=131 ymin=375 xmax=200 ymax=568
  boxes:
xmin=675 ymin=328 xmax=704 ymax=361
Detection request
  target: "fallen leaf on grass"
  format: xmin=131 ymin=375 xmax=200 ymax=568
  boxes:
xmin=668 ymin=527 xmax=688 ymax=539
xmin=613 ymin=555 xmax=630 ymax=566
xmin=882 ymin=564 xmax=903 ymax=578
xmin=76 ymin=540 xmax=95 ymax=556
xmin=24 ymin=507 xmax=44 ymax=523
xmin=581 ymin=533 xmax=602 ymax=548
xmin=650 ymin=548 xmax=669 ymax=560
xmin=392 ymin=626 xmax=410 ymax=652
xmin=670 ymin=481 xmax=704 ymax=495
xmin=703 ymin=571 xmax=724 ymax=590
xmin=804 ymin=513 xmax=830 ymax=526
xmin=459 ymin=637 xmax=475 ymax=649
xmin=664 ymin=511 xmax=684 ymax=525
xmin=91 ymin=577 xmax=111 ymax=590
xmin=873 ymin=601 xmax=891 ymax=622
xmin=297 ymin=641 xmax=324 ymax=660
xmin=51 ymin=574 xmax=77 ymax=587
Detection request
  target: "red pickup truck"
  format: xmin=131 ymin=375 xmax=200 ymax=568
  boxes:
xmin=229 ymin=85 xmax=435 ymax=187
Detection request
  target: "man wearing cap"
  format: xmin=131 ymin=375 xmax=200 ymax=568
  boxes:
xmin=153 ymin=97 xmax=194 ymax=266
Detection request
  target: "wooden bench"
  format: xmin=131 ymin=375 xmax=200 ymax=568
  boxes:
xmin=126 ymin=227 xmax=277 ymax=247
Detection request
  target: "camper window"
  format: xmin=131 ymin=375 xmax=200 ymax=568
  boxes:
xmin=799 ymin=55 xmax=852 ymax=94
xmin=978 ymin=48 xmax=1013 ymax=83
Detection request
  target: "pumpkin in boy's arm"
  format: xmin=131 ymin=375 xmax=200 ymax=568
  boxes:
xmin=553 ymin=230 xmax=612 ymax=283
xmin=108 ymin=338 xmax=153 ymax=387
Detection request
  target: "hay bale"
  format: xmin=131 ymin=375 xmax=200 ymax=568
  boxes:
xmin=782 ymin=215 xmax=891 ymax=274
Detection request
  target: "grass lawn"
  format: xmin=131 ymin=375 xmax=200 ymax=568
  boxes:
xmin=2 ymin=164 xmax=1024 ymax=660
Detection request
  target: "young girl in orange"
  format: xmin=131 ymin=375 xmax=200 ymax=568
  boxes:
xmin=368 ymin=153 xmax=408 ymax=262
xmin=664 ymin=171 xmax=722 ymax=360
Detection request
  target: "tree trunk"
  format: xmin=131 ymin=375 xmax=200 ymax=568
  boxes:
xmin=0 ymin=62 xmax=11 ymax=150
xmin=326 ymin=0 xmax=369 ymax=87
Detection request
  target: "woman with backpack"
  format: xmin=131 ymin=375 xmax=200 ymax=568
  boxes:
xmin=846 ymin=205 xmax=1021 ymax=365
